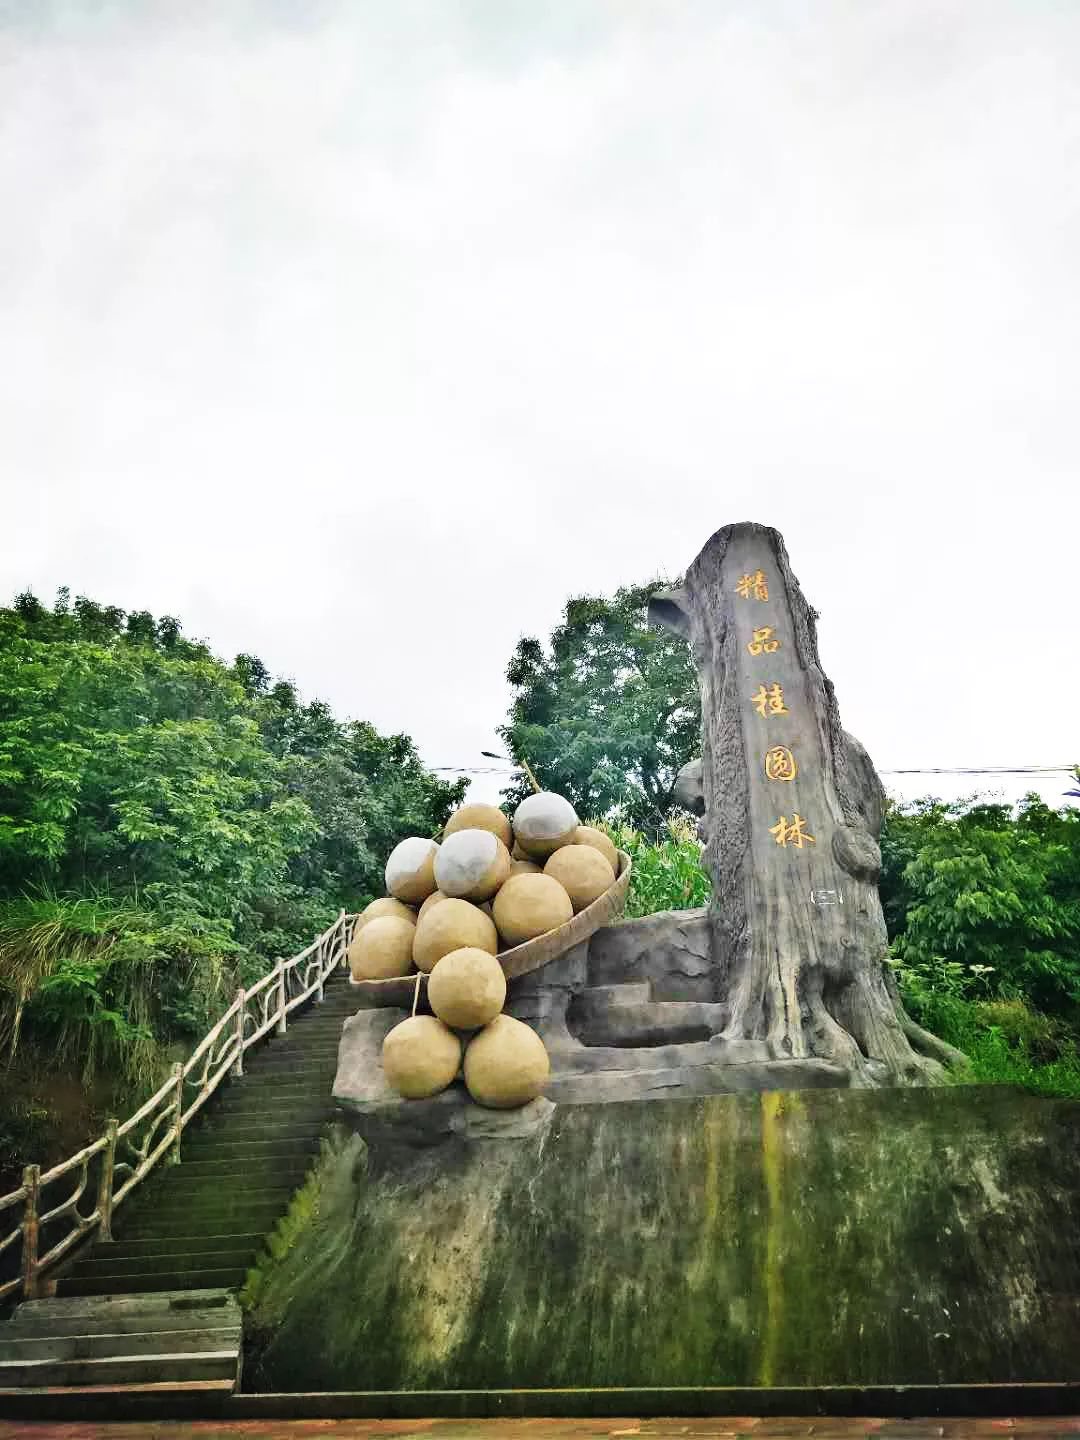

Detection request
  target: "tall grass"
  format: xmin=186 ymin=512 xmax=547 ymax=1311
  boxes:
xmin=0 ymin=892 xmax=243 ymax=1092
xmin=600 ymin=816 xmax=711 ymax=918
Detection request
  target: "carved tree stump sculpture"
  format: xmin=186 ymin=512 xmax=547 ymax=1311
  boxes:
xmin=651 ymin=522 xmax=962 ymax=1086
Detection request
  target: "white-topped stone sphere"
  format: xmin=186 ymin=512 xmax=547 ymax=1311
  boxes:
xmin=427 ymin=946 xmax=507 ymax=1029
xmin=347 ymin=915 xmax=416 ymax=982
xmin=382 ymin=1015 xmax=461 ymax=1099
xmin=512 ymin=792 xmax=579 ymax=859
xmin=356 ymin=896 xmax=417 ymax=931
xmin=412 ymin=898 xmax=498 ymax=974
xmin=491 ymin=872 xmax=573 ymax=947
xmin=434 ymin=828 xmax=511 ymax=902
xmin=385 ymin=836 xmax=439 ymax=905
xmin=463 ymin=1014 xmax=550 ymax=1109
xmin=444 ymin=803 xmax=513 ymax=850
xmin=544 ymin=844 xmax=615 ymax=913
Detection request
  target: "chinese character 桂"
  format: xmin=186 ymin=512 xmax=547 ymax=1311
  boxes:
xmin=769 ymin=813 xmax=816 ymax=849
xmin=747 ymin=626 xmax=780 ymax=656
xmin=750 ymin=682 xmax=788 ymax=717
xmin=765 ymin=746 xmax=797 ymax=782
xmin=735 ymin=570 xmax=769 ymax=601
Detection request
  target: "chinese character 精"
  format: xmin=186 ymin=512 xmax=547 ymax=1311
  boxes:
xmin=769 ymin=813 xmax=815 ymax=849
xmin=747 ymin=626 xmax=780 ymax=656
xmin=764 ymin=746 xmax=797 ymax=782
xmin=735 ymin=570 xmax=769 ymax=601
xmin=750 ymin=682 xmax=788 ymax=717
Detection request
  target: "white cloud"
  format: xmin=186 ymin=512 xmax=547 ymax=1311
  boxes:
xmin=2 ymin=0 xmax=1077 ymax=812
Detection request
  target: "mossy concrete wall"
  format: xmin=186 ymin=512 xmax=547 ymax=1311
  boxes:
xmin=244 ymin=1086 xmax=1080 ymax=1392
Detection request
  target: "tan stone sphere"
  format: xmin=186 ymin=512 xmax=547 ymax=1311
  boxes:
xmin=511 ymin=840 xmax=531 ymax=862
xmin=464 ymin=1014 xmax=550 ymax=1109
xmin=544 ymin=844 xmax=615 ymax=913
xmin=412 ymin=898 xmax=498 ymax=974
xmin=508 ymin=858 xmax=542 ymax=877
xmin=427 ymin=947 xmax=507 ymax=1029
xmin=444 ymin=803 xmax=513 ymax=850
xmin=356 ymin=896 xmax=417 ymax=930
xmin=492 ymin=873 xmax=573 ymax=948
xmin=512 ymin=791 xmax=580 ymax=859
xmin=384 ymin=836 xmax=439 ymax=905
xmin=416 ymin=890 xmax=449 ymax=924
xmin=575 ymin=825 xmax=619 ymax=875
xmin=382 ymin=1015 xmax=462 ymax=1099
xmin=348 ymin=915 xmax=416 ymax=982
xmin=434 ymin=829 xmax=511 ymax=902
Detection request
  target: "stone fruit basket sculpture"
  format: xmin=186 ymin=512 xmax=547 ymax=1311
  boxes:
xmin=345 ymin=793 xmax=631 ymax=1110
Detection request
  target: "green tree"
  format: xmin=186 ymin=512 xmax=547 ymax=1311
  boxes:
xmin=881 ymin=794 xmax=1080 ymax=1014
xmin=498 ymin=583 xmax=700 ymax=829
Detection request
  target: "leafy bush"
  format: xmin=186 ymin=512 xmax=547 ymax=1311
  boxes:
xmin=601 ymin=816 xmax=711 ymax=918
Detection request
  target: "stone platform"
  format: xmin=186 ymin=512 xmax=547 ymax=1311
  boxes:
xmin=244 ymin=1084 xmax=1080 ymax=1395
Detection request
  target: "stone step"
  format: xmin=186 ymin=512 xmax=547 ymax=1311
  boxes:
xmin=576 ymin=982 xmax=652 ymax=1007
xmin=77 ymin=1232 xmax=265 ymax=1260
xmin=0 ymin=1324 xmax=241 ymax=1362
xmin=71 ymin=1245 xmax=260 ymax=1278
xmin=568 ymin=997 xmax=728 ymax=1049
xmin=0 ymin=1346 xmax=238 ymax=1387
xmin=180 ymin=1117 xmax=328 ymax=1143
xmin=55 ymin=1267 xmax=249 ymax=1297
xmin=139 ymin=1162 xmax=310 ymax=1192
xmin=7 ymin=1293 xmax=236 ymax=1337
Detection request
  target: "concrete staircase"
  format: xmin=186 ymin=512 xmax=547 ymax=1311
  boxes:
xmin=0 ymin=969 xmax=354 ymax=1403
xmin=54 ymin=971 xmax=353 ymax=1298
xmin=0 ymin=1289 xmax=241 ymax=1396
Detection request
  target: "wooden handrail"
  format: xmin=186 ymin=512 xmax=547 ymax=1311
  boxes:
xmin=0 ymin=908 xmax=351 ymax=1301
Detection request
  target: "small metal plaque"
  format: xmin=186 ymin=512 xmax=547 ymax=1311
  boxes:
xmin=810 ymin=887 xmax=844 ymax=907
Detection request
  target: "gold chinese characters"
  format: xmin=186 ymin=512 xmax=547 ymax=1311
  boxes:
xmin=769 ymin=814 xmax=815 ymax=849
xmin=764 ymin=746 xmax=797 ymax=782
xmin=750 ymin=682 xmax=788 ymax=717
xmin=747 ymin=626 xmax=780 ymax=656
xmin=735 ymin=570 xmax=769 ymax=601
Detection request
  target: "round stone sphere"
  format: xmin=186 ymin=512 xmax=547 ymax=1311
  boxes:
xmin=348 ymin=915 xmax=416 ymax=982
xmin=434 ymin=829 xmax=511 ymax=902
xmin=382 ymin=1015 xmax=461 ymax=1099
xmin=575 ymin=825 xmax=619 ymax=875
xmin=492 ymin=873 xmax=573 ymax=947
xmin=464 ymin=1014 xmax=550 ymax=1109
xmin=508 ymin=858 xmax=542 ymax=877
xmin=385 ymin=836 xmax=439 ymax=905
xmin=512 ymin=792 xmax=580 ymax=859
xmin=356 ymin=896 xmax=417 ymax=931
xmin=416 ymin=890 xmax=449 ymax=924
xmin=544 ymin=844 xmax=615 ymax=913
xmin=444 ymin=803 xmax=513 ymax=850
xmin=428 ymin=946 xmax=507 ymax=1029
xmin=413 ymin=898 xmax=498 ymax=974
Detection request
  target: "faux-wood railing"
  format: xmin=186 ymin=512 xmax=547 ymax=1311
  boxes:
xmin=0 ymin=908 xmax=356 ymax=1303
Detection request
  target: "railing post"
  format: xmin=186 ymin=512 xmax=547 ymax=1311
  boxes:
xmin=171 ymin=1062 xmax=184 ymax=1163
xmin=232 ymin=987 xmax=246 ymax=1077
xmin=21 ymin=1164 xmax=39 ymax=1300
xmin=276 ymin=961 xmax=287 ymax=1036
xmin=97 ymin=1119 xmax=118 ymax=1243
xmin=315 ymin=938 xmax=326 ymax=1004
xmin=338 ymin=909 xmax=349 ymax=969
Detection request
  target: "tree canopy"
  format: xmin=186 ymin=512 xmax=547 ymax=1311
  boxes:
xmin=0 ymin=588 xmax=466 ymax=1092
xmin=498 ymin=583 xmax=700 ymax=829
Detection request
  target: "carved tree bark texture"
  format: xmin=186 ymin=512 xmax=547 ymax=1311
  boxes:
xmin=651 ymin=522 xmax=944 ymax=1085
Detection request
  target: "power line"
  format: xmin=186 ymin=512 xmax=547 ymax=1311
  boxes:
xmin=429 ymin=762 xmax=1074 ymax=777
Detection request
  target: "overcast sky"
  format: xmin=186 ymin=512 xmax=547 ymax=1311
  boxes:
xmin=2 ymin=1 xmax=1077 ymax=814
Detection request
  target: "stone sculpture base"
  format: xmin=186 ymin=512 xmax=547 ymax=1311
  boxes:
xmin=244 ymin=1084 xmax=1080 ymax=1393
xmin=334 ymin=908 xmax=863 ymax=1138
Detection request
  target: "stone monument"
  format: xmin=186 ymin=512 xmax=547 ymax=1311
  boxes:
xmin=333 ymin=521 xmax=963 ymax=1134
xmin=244 ymin=521 xmax=1079 ymax=1398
